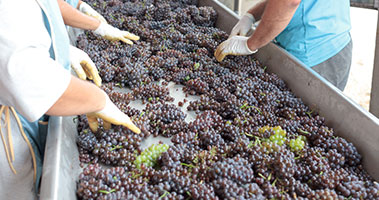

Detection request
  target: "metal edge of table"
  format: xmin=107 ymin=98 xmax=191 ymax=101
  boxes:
xmin=40 ymin=116 xmax=79 ymax=200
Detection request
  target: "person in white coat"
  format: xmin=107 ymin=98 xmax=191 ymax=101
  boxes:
xmin=0 ymin=0 xmax=140 ymax=199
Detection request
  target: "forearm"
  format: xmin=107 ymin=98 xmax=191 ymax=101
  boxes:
xmin=247 ymin=0 xmax=267 ymax=21
xmin=46 ymin=76 xmax=105 ymax=116
xmin=247 ymin=0 xmax=300 ymax=50
xmin=57 ymin=0 xmax=99 ymax=30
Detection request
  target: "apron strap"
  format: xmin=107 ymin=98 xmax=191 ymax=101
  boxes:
xmin=0 ymin=105 xmax=37 ymax=182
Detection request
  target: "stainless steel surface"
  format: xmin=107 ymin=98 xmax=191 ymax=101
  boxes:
xmin=40 ymin=116 xmax=79 ymax=200
xmin=41 ymin=0 xmax=379 ymax=199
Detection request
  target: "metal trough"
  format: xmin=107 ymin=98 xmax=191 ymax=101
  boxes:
xmin=40 ymin=1 xmax=379 ymax=199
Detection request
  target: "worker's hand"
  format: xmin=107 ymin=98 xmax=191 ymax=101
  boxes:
xmin=214 ymin=36 xmax=257 ymax=62
xmin=79 ymin=2 xmax=107 ymax=23
xmin=93 ymin=22 xmax=140 ymax=45
xmin=87 ymin=92 xmax=141 ymax=134
xmin=230 ymin=13 xmax=255 ymax=38
xmin=69 ymin=45 xmax=102 ymax=87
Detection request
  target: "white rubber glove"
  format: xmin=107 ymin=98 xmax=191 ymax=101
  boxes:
xmin=79 ymin=2 xmax=107 ymax=23
xmin=87 ymin=92 xmax=141 ymax=134
xmin=94 ymin=22 xmax=140 ymax=45
xmin=69 ymin=45 xmax=102 ymax=87
xmin=230 ymin=13 xmax=256 ymax=38
xmin=214 ymin=36 xmax=257 ymax=62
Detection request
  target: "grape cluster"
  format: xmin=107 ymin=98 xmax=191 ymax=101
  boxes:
xmin=134 ymin=143 xmax=169 ymax=169
xmin=75 ymin=0 xmax=378 ymax=199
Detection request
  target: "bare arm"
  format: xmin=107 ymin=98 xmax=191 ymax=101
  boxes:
xmin=46 ymin=75 xmax=105 ymax=116
xmin=247 ymin=0 xmax=301 ymax=51
xmin=247 ymin=0 xmax=267 ymax=21
xmin=57 ymin=0 xmax=99 ymax=30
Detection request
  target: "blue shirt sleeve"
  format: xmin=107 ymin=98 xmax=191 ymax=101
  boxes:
xmin=275 ymin=0 xmax=351 ymax=67
xmin=65 ymin=0 xmax=79 ymax=8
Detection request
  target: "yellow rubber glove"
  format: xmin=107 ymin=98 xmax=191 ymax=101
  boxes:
xmin=214 ymin=36 xmax=257 ymax=62
xmin=78 ymin=2 xmax=107 ymax=23
xmin=230 ymin=13 xmax=256 ymax=38
xmin=94 ymin=22 xmax=140 ymax=45
xmin=87 ymin=91 xmax=141 ymax=134
xmin=69 ymin=45 xmax=102 ymax=87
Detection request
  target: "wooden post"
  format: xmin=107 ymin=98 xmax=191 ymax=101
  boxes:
xmin=369 ymin=7 xmax=379 ymax=118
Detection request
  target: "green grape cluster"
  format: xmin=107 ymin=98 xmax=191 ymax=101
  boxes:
xmin=258 ymin=125 xmax=271 ymax=134
xmin=134 ymin=144 xmax=169 ymax=169
xmin=289 ymin=136 xmax=305 ymax=152
xmin=270 ymin=126 xmax=287 ymax=145
xmin=259 ymin=125 xmax=306 ymax=151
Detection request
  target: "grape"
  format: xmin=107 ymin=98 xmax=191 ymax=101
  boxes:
xmin=74 ymin=0 xmax=377 ymax=199
xmin=134 ymin=143 xmax=169 ymax=169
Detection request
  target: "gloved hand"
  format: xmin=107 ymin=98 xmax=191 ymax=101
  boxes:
xmin=230 ymin=13 xmax=256 ymax=38
xmin=87 ymin=92 xmax=141 ymax=134
xmin=214 ymin=36 xmax=257 ymax=62
xmin=69 ymin=45 xmax=102 ymax=87
xmin=94 ymin=22 xmax=140 ymax=45
xmin=79 ymin=2 xmax=107 ymax=23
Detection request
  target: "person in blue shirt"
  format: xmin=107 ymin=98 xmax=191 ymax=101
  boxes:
xmin=215 ymin=0 xmax=352 ymax=91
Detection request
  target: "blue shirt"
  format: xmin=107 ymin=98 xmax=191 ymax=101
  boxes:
xmin=39 ymin=0 xmax=71 ymax=70
xmin=275 ymin=0 xmax=351 ymax=67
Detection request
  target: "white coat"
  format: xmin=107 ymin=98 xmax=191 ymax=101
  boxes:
xmin=0 ymin=0 xmax=72 ymax=198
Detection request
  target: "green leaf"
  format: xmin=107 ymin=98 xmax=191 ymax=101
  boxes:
xmin=99 ymin=189 xmax=116 ymax=194
xmin=184 ymin=75 xmax=190 ymax=81
xmin=110 ymin=145 xmax=123 ymax=151
xmin=298 ymin=129 xmax=310 ymax=134
xmin=159 ymin=190 xmax=170 ymax=199
xmin=267 ymin=173 xmax=272 ymax=181
xmin=210 ymin=146 xmax=217 ymax=157
xmin=194 ymin=62 xmax=200 ymax=70
xmin=181 ymin=163 xmax=196 ymax=168
xmin=131 ymin=172 xmax=142 ymax=179
xmin=272 ymin=178 xmax=278 ymax=186
xmin=258 ymin=173 xmax=266 ymax=180
xmin=243 ymin=132 xmax=254 ymax=137
xmin=115 ymin=83 xmax=122 ymax=88
xmin=73 ymin=116 xmax=78 ymax=123
xmin=305 ymin=109 xmax=314 ymax=118
xmin=240 ymin=103 xmax=248 ymax=110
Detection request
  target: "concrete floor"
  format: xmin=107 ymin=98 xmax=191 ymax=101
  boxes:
xmin=219 ymin=0 xmax=378 ymax=111
xmin=344 ymin=7 xmax=377 ymax=111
